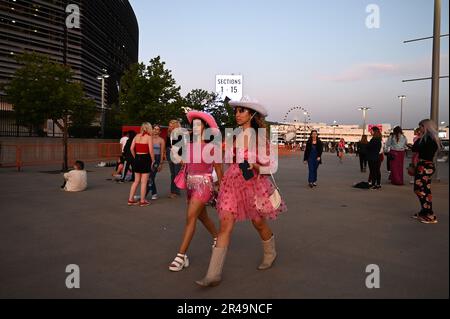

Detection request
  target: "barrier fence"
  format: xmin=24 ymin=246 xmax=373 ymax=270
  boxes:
xmin=0 ymin=143 xmax=300 ymax=171
xmin=0 ymin=143 xmax=122 ymax=171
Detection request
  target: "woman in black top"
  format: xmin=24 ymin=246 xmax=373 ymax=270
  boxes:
xmin=367 ymin=127 xmax=382 ymax=189
xmin=357 ymin=135 xmax=369 ymax=172
xmin=303 ymin=130 xmax=323 ymax=188
xmin=412 ymin=119 xmax=440 ymax=224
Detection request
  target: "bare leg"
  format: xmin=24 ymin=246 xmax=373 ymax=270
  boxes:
xmin=251 ymin=218 xmax=273 ymax=241
xmin=140 ymin=173 xmax=149 ymax=201
xmin=216 ymin=212 xmax=236 ymax=248
xmin=198 ymin=206 xmax=218 ymax=238
xmin=128 ymin=173 xmax=141 ymax=201
xmin=177 ymin=199 xmax=205 ymax=254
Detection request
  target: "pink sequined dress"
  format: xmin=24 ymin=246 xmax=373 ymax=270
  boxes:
xmin=185 ymin=143 xmax=218 ymax=204
xmin=217 ymin=147 xmax=287 ymax=222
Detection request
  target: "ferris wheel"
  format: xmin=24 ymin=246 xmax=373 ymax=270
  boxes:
xmin=283 ymin=106 xmax=311 ymax=125
xmin=282 ymin=107 xmax=312 ymax=143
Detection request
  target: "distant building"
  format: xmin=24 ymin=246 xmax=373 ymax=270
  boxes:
xmin=271 ymin=122 xmax=449 ymax=146
xmin=0 ymin=0 xmax=139 ymax=136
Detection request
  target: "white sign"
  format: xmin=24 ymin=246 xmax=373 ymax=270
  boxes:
xmin=216 ymin=75 xmax=243 ymax=102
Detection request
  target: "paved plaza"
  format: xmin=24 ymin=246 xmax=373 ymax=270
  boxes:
xmin=0 ymin=153 xmax=448 ymax=299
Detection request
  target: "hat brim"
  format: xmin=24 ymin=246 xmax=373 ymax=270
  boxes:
xmin=229 ymin=101 xmax=268 ymax=117
xmin=187 ymin=111 xmax=219 ymax=130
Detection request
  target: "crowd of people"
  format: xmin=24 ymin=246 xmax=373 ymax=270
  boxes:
xmin=105 ymin=97 xmax=287 ymax=287
xmin=59 ymin=92 xmax=442 ymax=287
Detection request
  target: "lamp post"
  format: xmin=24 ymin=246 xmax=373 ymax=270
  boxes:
xmin=332 ymin=120 xmax=338 ymax=143
xmin=303 ymin=111 xmax=308 ymax=143
xmin=358 ymin=107 xmax=371 ymax=135
xmin=398 ymin=95 xmax=406 ymax=127
xmin=97 ymin=70 xmax=110 ymax=138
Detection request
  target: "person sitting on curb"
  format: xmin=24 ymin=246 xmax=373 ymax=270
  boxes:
xmin=61 ymin=160 xmax=87 ymax=192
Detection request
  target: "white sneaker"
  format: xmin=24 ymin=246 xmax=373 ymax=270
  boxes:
xmin=151 ymin=194 xmax=159 ymax=200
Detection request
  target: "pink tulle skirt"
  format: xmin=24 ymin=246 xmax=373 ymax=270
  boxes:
xmin=217 ymin=164 xmax=287 ymax=222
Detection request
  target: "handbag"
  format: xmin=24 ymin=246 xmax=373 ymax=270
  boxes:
xmin=255 ymin=172 xmax=282 ymax=213
xmin=174 ymin=165 xmax=187 ymax=190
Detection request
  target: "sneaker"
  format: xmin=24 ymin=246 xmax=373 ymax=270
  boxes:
xmin=128 ymin=200 xmax=139 ymax=206
xmin=139 ymin=200 xmax=151 ymax=207
xmin=419 ymin=215 xmax=438 ymax=224
xmin=313 ymin=182 xmax=318 ymax=187
xmin=151 ymin=194 xmax=159 ymax=200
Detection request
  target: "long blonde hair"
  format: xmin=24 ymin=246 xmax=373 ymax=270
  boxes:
xmin=419 ymin=119 xmax=441 ymax=149
xmin=140 ymin=122 xmax=153 ymax=135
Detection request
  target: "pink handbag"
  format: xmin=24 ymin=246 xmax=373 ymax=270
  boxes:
xmin=174 ymin=165 xmax=187 ymax=189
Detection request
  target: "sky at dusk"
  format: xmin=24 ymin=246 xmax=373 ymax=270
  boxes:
xmin=129 ymin=0 xmax=449 ymax=128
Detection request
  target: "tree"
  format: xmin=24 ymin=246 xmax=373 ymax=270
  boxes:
xmin=183 ymin=89 xmax=235 ymax=129
xmin=3 ymin=52 xmax=96 ymax=170
xmin=119 ymin=56 xmax=184 ymax=125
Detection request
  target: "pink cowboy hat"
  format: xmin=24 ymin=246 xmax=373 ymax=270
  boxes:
xmin=187 ymin=111 xmax=219 ymax=130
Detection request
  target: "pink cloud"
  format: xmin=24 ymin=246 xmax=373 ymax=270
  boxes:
xmin=318 ymin=55 xmax=449 ymax=82
xmin=318 ymin=63 xmax=402 ymax=82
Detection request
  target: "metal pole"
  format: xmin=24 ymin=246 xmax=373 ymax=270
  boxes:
xmin=362 ymin=110 xmax=366 ymax=136
xmin=400 ymin=98 xmax=403 ymax=128
xmin=431 ymin=0 xmax=441 ymax=126
xmin=101 ymin=77 xmax=105 ymax=138
xmin=432 ymin=0 xmax=441 ymax=181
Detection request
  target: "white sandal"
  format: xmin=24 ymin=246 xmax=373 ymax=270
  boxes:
xmin=169 ymin=253 xmax=189 ymax=272
xmin=212 ymin=237 xmax=218 ymax=248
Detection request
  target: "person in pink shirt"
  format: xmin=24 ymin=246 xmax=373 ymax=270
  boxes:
xmin=196 ymin=97 xmax=287 ymax=287
xmin=169 ymin=111 xmax=223 ymax=272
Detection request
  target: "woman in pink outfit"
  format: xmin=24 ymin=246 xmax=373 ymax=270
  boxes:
xmin=338 ymin=138 xmax=345 ymax=163
xmin=168 ymin=111 xmax=223 ymax=272
xmin=196 ymin=97 xmax=287 ymax=287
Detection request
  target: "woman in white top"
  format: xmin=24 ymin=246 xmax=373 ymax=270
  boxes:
xmin=386 ymin=126 xmax=408 ymax=185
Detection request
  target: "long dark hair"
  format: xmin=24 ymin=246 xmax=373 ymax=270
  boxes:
xmin=393 ymin=126 xmax=403 ymax=142
xmin=371 ymin=127 xmax=382 ymax=139
xmin=190 ymin=118 xmax=219 ymax=144
xmin=308 ymin=130 xmax=321 ymax=143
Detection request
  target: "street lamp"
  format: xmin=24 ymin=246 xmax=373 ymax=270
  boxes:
xmin=398 ymin=95 xmax=406 ymax=128
xmin=303 ymin=111 xmax=308 ymax=143
xmin=358 ymin=107 xmax=371 ymax=135
xmin=332 ymin=120 xmax=338 ymax=143
xmin=97 ymin=70 xmax=110 ymax=138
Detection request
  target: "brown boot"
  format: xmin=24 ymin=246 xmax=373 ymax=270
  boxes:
xmin=195 ymin=247 xmax=227 ymax=287
xmin=258 ymin=235 xmax=277 ymax=270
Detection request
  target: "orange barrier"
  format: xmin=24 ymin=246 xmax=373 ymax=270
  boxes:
xmin=277 ymin=145 xmax=300 ymax=156
xmin=0 ymin=143 xmax=122 ymax=171
xmin=0 ymin=143 xmax=298 ymax=171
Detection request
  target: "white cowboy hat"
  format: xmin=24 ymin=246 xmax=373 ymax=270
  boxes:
xmin=229 ymin=96 xmax=268 ymax=117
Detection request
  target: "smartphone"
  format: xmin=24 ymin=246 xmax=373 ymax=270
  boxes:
xmin=239 ymin=161 xmax=254 ymax=181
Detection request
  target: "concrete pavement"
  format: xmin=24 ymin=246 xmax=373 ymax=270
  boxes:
xmin=0 ymin=153 xmax=448 ymax=299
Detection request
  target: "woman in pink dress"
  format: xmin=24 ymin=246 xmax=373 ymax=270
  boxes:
xmin=168 ymin=111 xmax=223 ymax=272
xmin=196 ymin=97 xmax=287 ymax=287
xmin=338 ymin=138 xmax=345 ymax=163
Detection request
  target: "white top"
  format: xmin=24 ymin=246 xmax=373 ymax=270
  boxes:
xmin=64 ymin=170 xmax=87 ymax=192
xmin=120 ymin=136 xmax=129 ymax=152
xmin=386 ymin=135 xmax=408 ymax=151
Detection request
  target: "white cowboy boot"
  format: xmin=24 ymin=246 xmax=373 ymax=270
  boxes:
xmin=195 ymin=247 xmax=227 ymax=287
xmin=258 ymin=235 xmax=277 ymax=270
